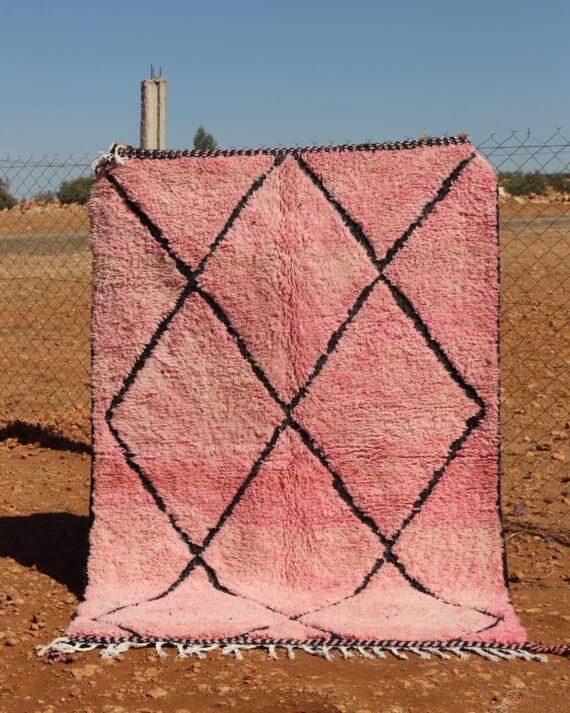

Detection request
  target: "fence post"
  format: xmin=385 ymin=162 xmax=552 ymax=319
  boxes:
xmin=140 ymin=67 xmax=166 ymax=150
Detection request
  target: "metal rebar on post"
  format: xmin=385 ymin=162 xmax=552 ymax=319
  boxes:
xmin=140 ymin=69 xmax=166 ymax=150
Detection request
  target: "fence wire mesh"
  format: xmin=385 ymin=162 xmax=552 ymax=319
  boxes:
xmin=0 ymin=133 xmax=568 ymax=553
xmin=0 ymin=154 xmax=92 ymax=444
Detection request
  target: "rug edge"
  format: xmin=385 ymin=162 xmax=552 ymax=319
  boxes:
xmin=37 ymin=636 xmax=569 ymax=662
xmin=91 ymin=135 xmax=474 ymax=172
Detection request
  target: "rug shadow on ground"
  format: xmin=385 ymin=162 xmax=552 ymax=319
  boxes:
xmin=0 ymin=513 xmax=89 ymax=597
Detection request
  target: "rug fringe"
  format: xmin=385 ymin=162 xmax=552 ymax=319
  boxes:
xmin=36 ymin=637 xmax=562 ymax=662
xmin=91 ymin=143 xmax=129 ymax=174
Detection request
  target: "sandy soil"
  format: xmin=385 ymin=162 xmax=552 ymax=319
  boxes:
xmin=0 ymin=198 xmax=568 ymax=711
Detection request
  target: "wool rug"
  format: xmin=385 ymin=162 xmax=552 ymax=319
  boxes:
xmin=40 ymin=136 xmax=566 ymax=661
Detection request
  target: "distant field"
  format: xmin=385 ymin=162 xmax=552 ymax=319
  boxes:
xmin=0 ymin=209 xmax=91 ymax=443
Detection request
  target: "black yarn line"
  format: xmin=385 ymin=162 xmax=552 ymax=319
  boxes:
xmin=295 ymin=150 xmax=487 ymax=597
xmin=376 ymin=153 xmax=476 ymax=271
xmin=103 ymin=163 xmax=278 ymax=545
xmin=195 ymin=286 xmax=288 ymax=410
xmin=388 ymin=555 xmax=503 ymax=626
xmin=379 ymin=274 xmax=485 ymax=543
xmin=96 ymin=620 xmax=141 ymax=638
xmin=352 ymin=557 xmax=384 ymax=596
xmin=194 ymin=153 xmax=285 ymax=277
xmin=97 ymin=517 xmax=254 ymax=621
xmin=106 ymin=280 xmax=194 ymax=418
xmin=394 ymin=413 xmax=483 ymax=543
xmin=294 ymin=152 xmax=481 ymax=413
xmin=145 ymin=541 xmax=342 ymax=641
xmin=380 ymin=274 xmax=484 ymax=410
xmin=98 ymin=422 xmax=290 ymax=624
xmin=292 ymin=551 xmax=502 ymax=628
xmin=101 ymin=554 xmax=244 ymax=621
xmin=105 ymin=417 xmax=197 ymax=554
xmin=200 ymin=558 xmax=239 ymax=596
xmin=289 ymin=419 xmax=390 ymax=548
xmin=103 ymin=281 xmax=202 ymax=555
xmin=242 ymin=622 xmax=344 ymax=642
xmin=93 ymin=532 xmax=235 ymax=626
xmin=474 ymin=617 xmax=502 ymax=636
xmin=289 ymin=417 xmax=499 ymax=626
xmin=105 ymin=157 xmax=284 ymax=426
xmin=192 ymin=274 xmax=424 ymax=604
xmin=289 ymin=557 xmax=386 ymax=622
xmin=169 ymin=422 xmax=287 ymax=572
xmin=343 ymin=387 xmax=484 ymax=608
xmin=296 ymin=150 xmax=476 ymax=274
xmin=287 ymin=274 xmax=382 ymax=413
xmin=294 ymin=154 xmax=379 ymax=268
xmin=105 ymin=172 xmax=192 ymax=280
xmin=201 ymin=422 xmax=288 ymax=551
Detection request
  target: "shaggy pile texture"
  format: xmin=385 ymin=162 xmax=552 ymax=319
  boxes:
xmin=64 ymin=137 xmax=534 ymax=656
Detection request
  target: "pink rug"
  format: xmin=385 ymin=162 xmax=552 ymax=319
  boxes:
xmin=41 ymin=136 xmax=564 ymax=661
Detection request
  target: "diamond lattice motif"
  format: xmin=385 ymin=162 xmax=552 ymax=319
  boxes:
xmin=73 ymin=144 xmax=527 ymax=646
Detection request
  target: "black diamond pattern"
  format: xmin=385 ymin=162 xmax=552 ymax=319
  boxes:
xmin=95 ymin=150 xmax=501 ymax=634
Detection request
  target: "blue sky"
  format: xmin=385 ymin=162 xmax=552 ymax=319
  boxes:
xmin=1 ymin=0 xmax=569 ymax=156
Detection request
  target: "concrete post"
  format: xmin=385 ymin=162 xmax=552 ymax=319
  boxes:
xmin=140 ymin=75 xmax=166 ymax=150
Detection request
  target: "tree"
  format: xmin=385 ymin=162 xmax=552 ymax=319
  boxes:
xmin=193 ymin=126 xmax=218 ymax=151
xmin=57 ymin=176 xmax=92 ymax=205
xmin=0 ymin=178 xmax=17 ymax=210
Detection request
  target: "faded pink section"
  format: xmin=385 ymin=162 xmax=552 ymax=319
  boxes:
xmin=112 ymin=293 xmax=282 ymax=544
xmin=67 ymin=620 xmax=128 ymax=640
xmin=301 ymin=563 xmax=496 ymax=640
xmin=199 ymin=155 xmax=377 ymax=403
xmin=245 ymin=620 xmax=333 ymax=641
xmin=111 ymin=155 xmax=273 ymax=269
xmin=295 ymin=279 xmax=478 ymax=538
xmin=206 ymin=428 xmax=380 ymax=616
xmin=301 ymin=143 xmax=473 ymax=262
xmin=106 ymin=569 xmax=288 ymax=640
xmin=393 ymin=421 xmax=525 ymax=642
xmin=69 ymin=457 xmax=189 ymax=622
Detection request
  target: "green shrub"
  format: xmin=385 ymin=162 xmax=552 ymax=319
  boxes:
xmin=545 ymin=174 xmax=570 ymax=193
xmin=0 ymin=178 xmax=17 ymax=210
xmin=498 ymin=171 xmax=547 ymax=196
xmin=57 ymin=176 xmax=91 ymax=205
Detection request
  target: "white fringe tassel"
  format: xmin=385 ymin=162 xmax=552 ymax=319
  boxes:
xmin=91 ymin=143 xmax=128 ymax=174
xmin=36 ymin=638 xmax=549 ymax=663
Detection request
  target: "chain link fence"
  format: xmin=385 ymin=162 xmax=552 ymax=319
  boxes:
xmin=0 ymin=132 xmax=568 ymax=548
xmin=0 ymin=154 xmax=92 ymax=445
